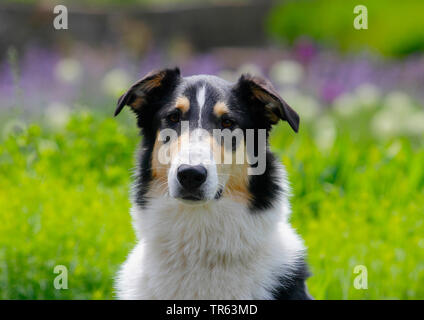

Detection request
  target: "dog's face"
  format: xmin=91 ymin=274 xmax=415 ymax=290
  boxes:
xmin=115 ymin=68 xmax=299 ymax=207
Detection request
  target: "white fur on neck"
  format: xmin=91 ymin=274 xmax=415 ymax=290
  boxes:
xmin=115 ymin=185 xmax=306 ymax=299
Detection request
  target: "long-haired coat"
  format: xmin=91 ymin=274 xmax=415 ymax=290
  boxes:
xmin=114 ymin=68 xmax=312 ymax=299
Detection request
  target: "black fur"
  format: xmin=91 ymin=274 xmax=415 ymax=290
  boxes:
xmin=129 ymin=70 xmax=181 ymax=208
xmin=248 ymin=152 xmax=284 ymax=211
xmin=273 ymin=260 xmax=313 ymax=300
xmin=134 ymin=134 xmax=155 ymax=209
xmin=119 ymin=71 xmax=299 ymax=212
xmin=115 ymin=69 xmax=311 ymax=300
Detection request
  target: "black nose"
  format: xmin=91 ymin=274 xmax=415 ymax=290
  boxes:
xmin=177 ymin=165 xmax=207 ymax=190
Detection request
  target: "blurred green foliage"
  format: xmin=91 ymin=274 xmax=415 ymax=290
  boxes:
xmin=268 ymin=0 xmax=424 ymax=56
xmin=0 ymin=111 xmax=138 ymax=299
xmin=0 ymin=105 xmax=423 ymax=299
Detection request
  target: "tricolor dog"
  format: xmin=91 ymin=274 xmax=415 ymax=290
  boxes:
xmin=114 ymin=68 xmax=312 ymax=299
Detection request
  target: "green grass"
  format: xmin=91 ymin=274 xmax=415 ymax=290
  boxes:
xmin=0 ymin=107 xmax=423 ymax=299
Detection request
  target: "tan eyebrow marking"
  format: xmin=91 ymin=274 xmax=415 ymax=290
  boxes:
xmin=213 ymin=101 xmax=229 ymax=117
xmin=175 ymin=96 xmax=190 ymax=113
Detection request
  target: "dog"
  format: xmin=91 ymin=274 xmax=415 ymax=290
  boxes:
xmin=114 ymin=68 xmax=312 ymax=299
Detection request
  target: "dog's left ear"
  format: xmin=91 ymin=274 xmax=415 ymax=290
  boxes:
xmin=234 ymin=74 xmax=299 ymax=132
xmin=114 ymin=67 xmax=181 ymax=117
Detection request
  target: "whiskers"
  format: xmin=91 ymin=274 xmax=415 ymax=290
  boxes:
xmin=151 ymin=176 xmax=170 ymax=196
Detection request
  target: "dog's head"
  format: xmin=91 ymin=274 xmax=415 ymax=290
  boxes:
xmin=115 ymin=68 xmax=299 ymax=207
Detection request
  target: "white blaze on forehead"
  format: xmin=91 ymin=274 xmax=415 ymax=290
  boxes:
xmin=196 ymin=85 xmax=206 ymax=128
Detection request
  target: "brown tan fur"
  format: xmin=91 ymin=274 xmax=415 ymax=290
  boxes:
xmin=211 ymin=136 xmax=251 ymax=205
xmin=129 ymin=96 xmax=145 ymax=110
xmin=175 ymin=96 xmax=190 ymax=114
xmin=149 ymin=130 xmax=190 ymax=197
xmin=213 ymin=101 xmax=229 ymax=117
xmin=150 ymin=131 xmax=168 ymax=196
xmin=140 ymin=71 xmax=165 ymax=91
xmin=251 ymin=87 xmax=280 ymax=124
xmin=150 ymin=128 xmax=251 ymax=204
xmin=150 ymin=95 xmax=191 ymax=183
xmin=212 ymin=101 xmax=250 ymax=204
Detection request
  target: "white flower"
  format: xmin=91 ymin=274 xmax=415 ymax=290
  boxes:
xmin=371 ymin=109 xmax=401 ymax=138
xmin=333 ymin=93 xmax=359 ymax=117
xmin=280 ymin=89 xmax=320 ymax=121
xmin=403 ymin=111 xmax=424 ymax=136
xmin=384 ymin=91 xmax=414 ymax=113
xmin=355 ymin=83 xmax=381 ymax=108
xmin=270 ymin=60 xmax=304 ymax=86
xmin=372 ymin=91 xmax=424 ymax=138
xmin=45 ymin=102 xmax=70 ymax=128
xmin=217 ymin=70 xmax=238 ymax=83
xmin=54 ymin=58 xmax=83 ymax=84
xmin=333 ymin=84 xmax=381 ymax=118
xmin=102 ymin=69 xmax=132 ymax=97
xmin=314 ymin=116 xmax=336 ymax=151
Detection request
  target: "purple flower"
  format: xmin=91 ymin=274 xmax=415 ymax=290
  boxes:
xmin=181 ymin=54 xmax=221 ymax=76
xmin=294 ymin=38 xmax=318 ymax=64
xmin=321 ymin=82 xmax=345 ymax=103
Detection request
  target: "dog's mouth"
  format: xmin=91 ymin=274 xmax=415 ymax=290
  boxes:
xmin=181 ymin=194 xmax=203 ymax=201
xmin=177 ymin=188 xmax=223 ymax=203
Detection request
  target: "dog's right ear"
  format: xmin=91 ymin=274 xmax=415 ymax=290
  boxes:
xmin=114 ymin=67 xmax=181 ymax=117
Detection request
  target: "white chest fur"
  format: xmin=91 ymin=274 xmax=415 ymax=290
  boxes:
xmin=115 ymin=196 xmax=305 ymax=300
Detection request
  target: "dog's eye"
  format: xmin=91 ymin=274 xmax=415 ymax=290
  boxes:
xmin=167 ymin=111 xmax=181 ymax=123
xmin=221 ymin=118 xmax=234 ymax=129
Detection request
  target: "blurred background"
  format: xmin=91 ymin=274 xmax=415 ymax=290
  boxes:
xmin=1 ymin=0 xmax=423 ymax=299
